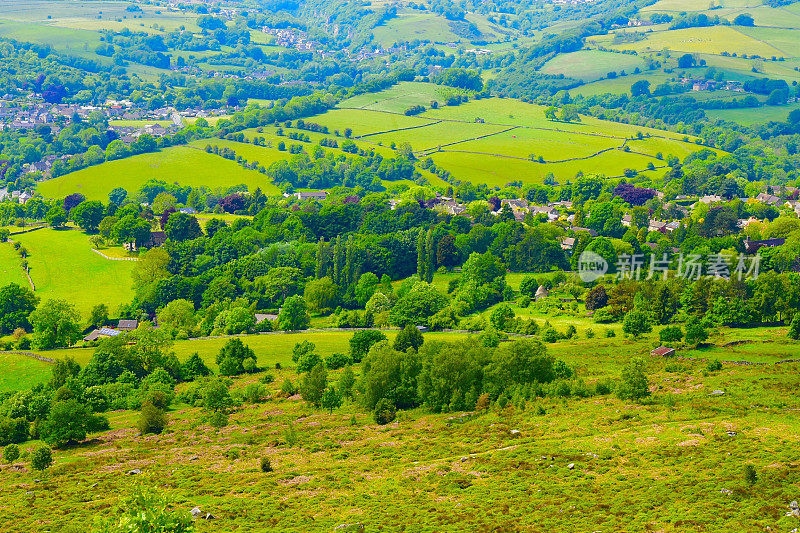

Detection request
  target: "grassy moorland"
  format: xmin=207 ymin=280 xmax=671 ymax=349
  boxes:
xmin=0 ymin=324 xmax=798 ymax=530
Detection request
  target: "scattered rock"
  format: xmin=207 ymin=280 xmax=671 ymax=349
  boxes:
xmin=190 ymin=456 xmax=199 ymax=461
xmin=334 ymin=523 xmax=365 ymax=532
xmin=711 ymin=390 xmax=725 ymax=396
xmin=34 ymin=479 xmax=41 ymax=483
xmin=90 ymin=483 xmax=98 ymax=488
xmin=567 ymin=463 xmax=575 ymax=470
xmin=509 ymin=429 xmax=521 ymax=436
xmin=460 ymin=457 xmax=469 ymax=462
xmin=203 ymin=513 xmax=215 ymax=520
xmin=25 ymin=491 xmax=32 ymax=495
xmin=791 ymin=501 xmax=799 ymax=510
xmin=720 ymin=488 xmax=733 ymax=495
xmin=726 ymin=431 xmax=737 ymax=437
xmin=190 ymin=507 xmax=202 ymax=519
xmin=127 ymin=469 xmax=142 ymax=475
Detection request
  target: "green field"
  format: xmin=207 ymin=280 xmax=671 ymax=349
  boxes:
xmin=572 ymin=71 xmax=675 ymax=97
xmin=707 ymin=102 xmax=800 ymax=125
xmin=37 ymin=146 xmax=279 ymax=201
xmin=372 ymin=12 xmax=462 ymax=45
xmin=306 ymin=107 xmax=437 ymax=137
xmin=0 ymin=242 xmax=28 ymax=288
xmin=0 ymin=228 xmax=135 ymax=319
xmin=430 ymin=148 xmax=659 ymax=186
xmin=0 ymin=352 xmax=52 ymax=393
xmin=309 ymin=88 xmax=709 ymax=186
xmin=340 ymin=82 xmax=473 ymax=114
xmin=602 ymin=26 xmax=785 ymax=57
xmin=540 ymin=50 xmax=647 ymax=81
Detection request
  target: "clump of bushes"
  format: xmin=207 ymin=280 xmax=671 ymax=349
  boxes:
xmin=137 ymin=403 xmax=167 ymax=435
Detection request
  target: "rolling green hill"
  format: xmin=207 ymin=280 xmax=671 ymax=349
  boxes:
xmin=37 ymin=146 xmax=279 ymax=201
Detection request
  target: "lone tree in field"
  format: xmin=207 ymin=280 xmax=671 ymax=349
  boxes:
xmin=684 ymin=317 xmax=709 ymax=346
xmin=30 ymin=444 xmax=53 ymax=471
xmin=623 ymin=310 xmax=652 ymax=338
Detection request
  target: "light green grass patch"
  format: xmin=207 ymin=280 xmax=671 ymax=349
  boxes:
xmin=431 ymin=147 xmax=660 ymax=186
xmin=340 ymin=82 xmax=471 ymax=114
xmin=0 ymin=242 xmax=28 ymax=288
xmin=735 ymin=26 xmax=800 ymax=58
xmin=706 ymin=103 xmax=800 ymax=125
xmin=571 ymin=71 xmax=675 ymax=97
xmin=625 ymin=137 xmax=704 ymax=159
xmin=371 ymin=12 xmax=461 ymax=45
xmin=540 ymin=50 xmax=647 ymax=82
xmin=0 ymin=352 xmax=52 ymax=393
xmin=445 ymin=127 xmax=622 ymax=161
xmin=420 ymin=97 xmax=691 ymax=140
xmin=11 ymin=228 xmax=135 ymax=319
xmin=37 ymin=146 xmax=278 ymax=201
xmin=605 ymin=26 xmax=784 ymax=57
xmin=311 ymin=108 xmax=437 ymax=137
xmin=367 ymin=120 xmax=509 ymax=153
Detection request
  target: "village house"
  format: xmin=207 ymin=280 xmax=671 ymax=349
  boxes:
xmin=648 ymin=220 xmax=667 ymax=233
xmin=743 ymin=237 xmax=786 ymax=254
xmin=295 ymin=191 xmax=328 ymax=201
xmin=255 ymin=313 xmax=278 ymax=324
xmin=756 ymin=192 xmax=781 ymax=206
xmin=698 ymin=195 xmax=724 ymax=205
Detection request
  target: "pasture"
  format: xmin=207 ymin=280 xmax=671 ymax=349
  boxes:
xmin=0 ymin=352 xmax=52 ymax=393
xmin=571 ymin=71 xmax=675 ymax=97
xmin=36 ymin=146 xmax=278 ymax=201
xmin=706 ymin=103 xmax=800 ymax=125
xmin=339 ymin=81 xmax=472 ymax=114
xmin=371 ymin=12 xmax=463 ymax=45
xmin=0 ymin=241 xmax=28 ymax=288
xmin=303 ymin=88 xmax=713 ymax=186
xmin=539 ymin=50 xmax=647 ymax=81
xmin=603 ymin=26 xmax=785 ymax=57
xmin=2 ymin=228 xmax=135 ymax=319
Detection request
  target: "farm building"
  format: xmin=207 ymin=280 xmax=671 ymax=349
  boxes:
xmin=84 ymin=327 xmax=121 ymax=342
xmin=118 ymin=320 xmax=139 ymax=331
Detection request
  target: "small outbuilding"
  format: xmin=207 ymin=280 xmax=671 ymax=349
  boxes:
xmin=534 ymin=285 xmax=549 ymax=301
xmin=651 ymin=346 xmax=676 ymax=357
